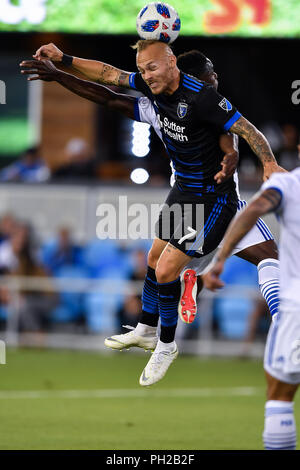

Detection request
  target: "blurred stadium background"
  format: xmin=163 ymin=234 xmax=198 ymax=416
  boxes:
xmin=0 ymin=0 xmax=299 ymax=450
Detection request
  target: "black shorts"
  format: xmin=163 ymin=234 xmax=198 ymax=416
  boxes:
xmin=155 ymin=183 xmax=238 ymax=258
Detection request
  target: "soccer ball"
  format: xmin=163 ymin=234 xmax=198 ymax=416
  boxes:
xmin=136 ymin=2 xmax=181 ymax=44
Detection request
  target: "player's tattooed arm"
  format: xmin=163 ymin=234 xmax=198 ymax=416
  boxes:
xmin=229 ymin=116 xmax=286 ymax=180
xmin=96 ymin=64 xmax=132 ymax=88
xmin=33 ymin=43 xmax=132 ymax=87
xmin=203 ymin=188 xmax=282 ymax=291
xmin=20 ymin=60 xmax=135 ymax=119
xmin=70 ymin=58 xmax=131 ymax=87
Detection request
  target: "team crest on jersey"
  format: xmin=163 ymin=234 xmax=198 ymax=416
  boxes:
xmin=139 ymin=97 xmax=150 ymax=109
xmin=219 ymin=98 xmax=232 ymax=113
xmin=177 ymin=102 xmax=188 ymax=119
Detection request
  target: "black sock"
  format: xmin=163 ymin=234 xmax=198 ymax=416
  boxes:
xmin=140 ymin=266 xmax=159 ymax=327
xmin=157 ymin=277 xmax=181 ymax=343
xmin=160 ymin=325 xmax=177 ymax=343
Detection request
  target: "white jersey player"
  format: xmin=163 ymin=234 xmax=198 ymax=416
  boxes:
xmin=203 ymin=167 xmax=299 ymax=450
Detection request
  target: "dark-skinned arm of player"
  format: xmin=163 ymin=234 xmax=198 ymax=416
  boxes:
xmin=20 ymin=59 xmax=135 ymax=119
xmin=202 ymin=188 xmax=282 ymax=291
xmin=33 ymin=43 xmax=132 ymax=88
xmin=215 ymin=133 xmax=239 ymax=184
xmin=229 ymin=116 xmax=286 ymax=181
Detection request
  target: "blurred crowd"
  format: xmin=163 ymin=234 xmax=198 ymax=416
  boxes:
xmin=238 ymin=122 xmax=300 ymax=186
xmin=0 ymin=212 xmax=148 ymax=336
xmin=0 ymin=122 xmax=299 ymax=187
xmin=0 ymin=139 xmax=98 ymax=184
xmin=0 ymin=212 xmax=270 ymax=346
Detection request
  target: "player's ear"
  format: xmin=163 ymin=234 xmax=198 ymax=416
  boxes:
xmin=169 ymin=53 xmax=177 ymax=69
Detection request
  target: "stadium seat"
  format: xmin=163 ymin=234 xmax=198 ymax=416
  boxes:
xmin=80 ymin=239 xmax=122 ymax=277
xmin=50 ymin=265 xmax=89 ymax=323
xmin=213 ymin=257 xmax=258 ymax=339
xmin=214 ymin=297 xmax=254 ymax=339
xmin=84 ymin=292 xmax=123 ymax=334
xmin=83 ymin=266 xmax=127 ymax=332
xmin=0 ymin=305 xmax=8 ymax=321
xmin=39 ymin=239 xmax=57 ymax=268
xmin=39 ymin=239 xmax=83 ymax=274
xmin=221 ymin=256 xmax=258 ymax=286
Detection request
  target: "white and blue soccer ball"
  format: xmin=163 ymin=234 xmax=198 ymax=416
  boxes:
xmin=136 ymin=3 xmax=181 ymax=44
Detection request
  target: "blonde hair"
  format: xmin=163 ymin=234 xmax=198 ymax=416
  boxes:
xmin=131 ymin=39 xmax=173 ymax=54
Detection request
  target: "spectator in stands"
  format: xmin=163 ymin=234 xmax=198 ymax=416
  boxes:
xmin=51 ymin=138 xmax=98 ymax=181
xmin=1 ymin=223 xmax=57 ymax=335
xmin=117 ymin=294 xmax=142 ymax=329
xmin=237 ymin=156 xmax=261 ymax=188
xmin=0 ymin=147 xmax=50 ymax=183
xmin=0 ymin=213 xmax=19 ymax=244
xmin=0 ymin=218 xmax=22 ymax=273
xmin=130 ymin=249 xmax=147 ymax=282
xmin=42 ymin=226 xmax=81 ymax=274
xmin=114 ymin=249 xmax=146 ymax=329
xmin=277 ymin=124 xmax=299 ymax=170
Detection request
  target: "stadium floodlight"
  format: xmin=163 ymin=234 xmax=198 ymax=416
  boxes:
xmin=131 ymin=121 xmax=150 ymax=157
xmin=0 ymin=0 xmax=46 ymax=24
xmin=130 ymin=168 xmax=149 ymax=185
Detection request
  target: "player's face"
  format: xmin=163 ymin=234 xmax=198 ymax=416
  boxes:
xmin=137 ymin=43 xmax=177 ymax=95
xmin=200 ymin=71 xmax=219 ymax=90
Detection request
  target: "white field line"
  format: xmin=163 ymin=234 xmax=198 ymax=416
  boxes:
xmin=0 ymin=387 xmax=263 ymax=400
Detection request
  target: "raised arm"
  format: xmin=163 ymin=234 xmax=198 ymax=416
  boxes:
xmin=20 ymin=60 xmax=135 ymax=119
xmin=202 ymin=188 xmax=282 ymax=291
xmin=229 ymin=116 xmax=286 ymax=181
xmin=33 ymin=43 xmax=132 ymax=88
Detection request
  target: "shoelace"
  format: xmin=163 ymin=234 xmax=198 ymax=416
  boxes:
xmin=122 ymin=325 xmax=156 ymax=339
xmin=122 ymin=325 xmax=135 ymax=331
xmin=149 ymin=351 xmax=172 ymax=372
xmin=116 ymin=325 xmax=136 ymax=338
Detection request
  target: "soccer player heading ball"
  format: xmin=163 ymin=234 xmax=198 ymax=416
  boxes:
xmin=22 ymin=37 xmax=285 ymax=388
xmin=136 ymin=2 xmax=181 ymax=44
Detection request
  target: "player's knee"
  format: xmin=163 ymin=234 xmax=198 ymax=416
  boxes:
xmin=155 ymin=267 xmax=171 ymax=284
xmin=267 ymin=389 xmax=296 ymax=401
xmin=155 ymin=263 xmax=178 ymax=284
xmin=256 ymin=241 xmax=279 ymax=264
xmin=267 ymin=379 xmax=297 ymax=402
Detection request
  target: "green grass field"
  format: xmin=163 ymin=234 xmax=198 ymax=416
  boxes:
xmin=0 ymin=348 xmax=299 ymax=450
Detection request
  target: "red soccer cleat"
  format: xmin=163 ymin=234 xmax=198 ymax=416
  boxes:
xmin=178 ymin=269 xmax=198 ymax=324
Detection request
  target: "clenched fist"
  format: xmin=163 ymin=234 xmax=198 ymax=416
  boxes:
xmin=33 ymin=43 xmax=64 ymax=62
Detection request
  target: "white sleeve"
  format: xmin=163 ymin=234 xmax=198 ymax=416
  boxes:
xmin=135 ymin=97 xmax=174 ymax=185
xmin=135 ymin=97 xmax=162 ymax=140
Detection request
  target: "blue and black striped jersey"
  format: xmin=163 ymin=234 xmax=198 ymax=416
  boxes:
xmin=129 ymin=71 xmax=241 ymax=196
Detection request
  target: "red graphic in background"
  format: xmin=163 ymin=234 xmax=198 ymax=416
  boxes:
xmin=203 ymin=0 xmax=271 ymax=34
